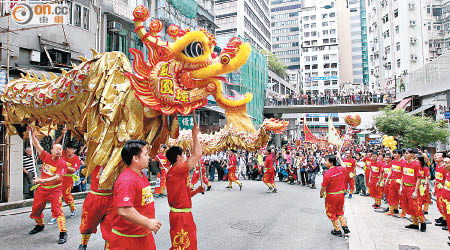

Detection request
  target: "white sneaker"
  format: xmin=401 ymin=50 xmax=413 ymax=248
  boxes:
xmin=48 ymin=218 xmax=57 ymax=225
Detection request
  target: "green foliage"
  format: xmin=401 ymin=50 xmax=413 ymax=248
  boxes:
xmin=261 ymin=50 xmax=287 ymax=79
xmin=375 ymin=106 xmax=449 ymax=148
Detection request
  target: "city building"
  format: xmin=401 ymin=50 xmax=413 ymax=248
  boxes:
xmin=270 ymin=0 xmax=302 ymax=94
xmin=299 ymin=0 xmax=340 ymax=96
xmin=214 ymin=0 xmax=271 ymax=51
xmin=365 ymin=0 xmax=431 ymax=95
xmin=271 ymin=0 xmax=302 ymax=71
xmin=347 ymin=0 xmax=369 ymax=92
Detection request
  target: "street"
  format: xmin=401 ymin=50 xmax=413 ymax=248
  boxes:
xmin=0 ymin=178 xmax=348 ymax=250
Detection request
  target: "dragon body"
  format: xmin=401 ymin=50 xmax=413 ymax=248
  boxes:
xmin=1 ymin=6 xmax=286 ymax=189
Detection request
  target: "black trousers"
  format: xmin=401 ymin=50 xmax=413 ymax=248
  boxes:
xmin=300 ymin=171 xmax=309 ymax=185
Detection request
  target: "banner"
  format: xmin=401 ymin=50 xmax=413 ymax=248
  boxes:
xmin=303 ymin=116 xmax=319 ymax=143
xmin=328 ymin=117 xmax=343 ymax=146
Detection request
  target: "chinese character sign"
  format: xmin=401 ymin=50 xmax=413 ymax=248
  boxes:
xmin=179 ymin=115 xmax=194 ymax=130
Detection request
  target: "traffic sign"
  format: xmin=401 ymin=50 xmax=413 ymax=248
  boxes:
xmin=178 ymin=115 xmax=194 ymax=130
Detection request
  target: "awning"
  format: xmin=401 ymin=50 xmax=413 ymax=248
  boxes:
xmin=409 ymin=104 xmax=435 ymax=115
xmin=201 ymin=105 xmax=256 ymax=120
xmin=356 ymin=130 xmax=371 ymax=137
xmin=395 ymin=97 xmax=412 ymax=110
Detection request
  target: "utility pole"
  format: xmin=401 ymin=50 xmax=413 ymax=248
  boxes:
xmin=6 ymin=12 xmax=10 ymax=84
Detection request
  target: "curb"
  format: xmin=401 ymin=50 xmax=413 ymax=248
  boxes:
xmin=0 ymin=191 xmax=89 ymax=212
xmin=0 ymin=181 xmax=157 ymax=212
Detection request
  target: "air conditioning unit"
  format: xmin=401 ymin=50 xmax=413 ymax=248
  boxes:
xmin=108 ymin=22 xmax=122 ymax=32
xmin=382 ymin=55 xmax=388 ymax=60
xmin=410 ymin=20 xmax=416 ymax=26
xmin=383 ymin=63 xmax=389 ymax=68
xmin=410 ymin=54 xmax=418 ymax=62
xmin=409 ymin=2 xmax=415 ymax=10
xmin=436 ymin=48 xmax=443 ymax=55
xmin=438 ymin=30 xmax=444 ymax=34
xmin=410 ymin=37 xmax=417 ymax=44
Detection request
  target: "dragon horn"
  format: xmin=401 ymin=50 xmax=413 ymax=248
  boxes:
xmin=72 ymin=63 xmax=77 ymax=69
xmin=20 ymin=73 xmax=24 ymax=78
xmin=61 ymin=69 xmax=68 ymax=75
xmin=25 ymin=72 xmax=31 ymax=80
xmin=90 ymin=48 xmax=98 ymax=57
xmin=49 ymin=72 xmax=57 ymax=79
xmin=133 ymin=6 xmax=172 ymax=48
xmin=40 ymin=73 xmax=48 ymax=82
xmin=78 ymin=56 xmax=88 ymax=62
xmin=31 ymin=72 xmax=39 ymax=81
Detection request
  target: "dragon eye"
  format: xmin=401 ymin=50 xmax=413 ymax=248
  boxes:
xmin=183 ymin=41 xmax=204 ymax=58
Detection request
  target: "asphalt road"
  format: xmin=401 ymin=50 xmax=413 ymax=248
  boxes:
xmin=0 ymin=178 xmax=349 ymax=250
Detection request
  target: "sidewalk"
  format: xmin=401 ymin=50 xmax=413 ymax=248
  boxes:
xmin=346 ymin=194 xmax=448 ymax=250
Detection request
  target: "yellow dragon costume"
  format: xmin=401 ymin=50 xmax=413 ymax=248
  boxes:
xmin=0 ymin=6 xmax=286 ymax=189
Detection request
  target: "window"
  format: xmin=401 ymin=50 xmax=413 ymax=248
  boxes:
xmin=394 ymin=9 xmax=398 ymax=18
xmin=323 ymin=30 xmax=328 ymax=35
xmin=67 ymin=0 xmax=73 ymax=25
xmin=82 ymin=7 xmax=89 ymax=30
xmin=324 ymin=80 xmax=330 ymax=86
xmin=397 ymin=59 xmax=401 ymax=68
xmin=74 ymin=4 xmax=81 ymax=27
xmin=311 ymin=15 xmax=316 ymax=20
xmin=323 ymin=54 xmax=330 ymax=60
xmin=330 ymin=38 xmax=336 ymax=43
xmin=311 ymin=55 xmax=317 ymax=61
xmin=311 ymin=23 xmax=316 ymax=28
xmin=304 ymin=24 xmax=310 ymax=29
xmin=322 ymin=22 xmax=328 ymax=27
xmin=304 ymin=16 xmax=309 ymax=21
xmin=329 ymin=12 xmax=335 ymax=17
xmin=395 ymin=25 xmax=399 ymax=33
xmin=332 ymin=80 xmax=338 ymax=85
xmin=323 ymin=39 xmax=329 ymax=43
xmin=311 ymin=31 xmax=317 ymax=36
xmin=322 ymin=13 xmax=327 ymax=19
xmin=396 ymin=42 xmax=400 ymax=51
xmin=330 ymin=29 xmax=336 ymax=34
xmin=305 ymin=56 xmax=310 ymax=61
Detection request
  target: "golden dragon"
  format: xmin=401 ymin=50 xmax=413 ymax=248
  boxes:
xmin=0 ymin=6 xmax=286 ymax=188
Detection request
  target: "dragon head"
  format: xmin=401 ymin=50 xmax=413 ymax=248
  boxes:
xmin=127 ymin=6 xmax=253 ymax=117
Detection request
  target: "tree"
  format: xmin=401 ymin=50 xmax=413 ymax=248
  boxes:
xmin=375 ymin=106 xmax=449 ymax=148
xmin=261 ymin=50 xmax=287 ymax=79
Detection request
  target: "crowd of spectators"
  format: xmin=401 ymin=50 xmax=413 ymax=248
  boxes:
xmin=265 ymin=91 xmax=394 ymax=106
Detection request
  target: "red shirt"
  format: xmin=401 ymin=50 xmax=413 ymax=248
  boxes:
xmin=195 ymin=159 xmax=206 ymax=174
xmin=343 ymin=158 xmax=356 ymax=173
xmin=157 ymin=153 xmax=170 ymax=170
xmin=265 ymin=154 xmax=274 ymax=173
xmin=322 ymin=166 xmax=345 ymax=193
xmin=229 ymin=154 xmax=237 ymax=167
xmin=381 ymin=161 xmax=391 ymax=179
xmin=112 ymin=167 xmax=155 ymax=236
xmin=39 ymin=151 xmax=67 ymax=186
xmin=435 ymin=163 xmax=446 ymax=185
xmin=370 ymin=162 xmax=381 ymax=179
xmin=166 ymin=161 xmax=192 ymax=209
xmin=420 ymin=166 xmax=430 ymax=179
xmin=402 ymin=160 xmax=421 ymax=185
xmin=442 ymin=172 xmax=450 ymax=199
xmin=390 ymin=159 xmax=405 ymax=180
xmin=90 ymin=165 xmax=112 ymax=193
xmin=62 ymin=151 xmax=80 ymax=174
xmin=363 ymin=157 xmax=372 ymax=172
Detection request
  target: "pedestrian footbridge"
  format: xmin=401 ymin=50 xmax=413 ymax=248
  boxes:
xmin=263 ymin=103 xmax=390 ymax=115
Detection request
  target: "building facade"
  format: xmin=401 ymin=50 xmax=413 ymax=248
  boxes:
xmin=365 ymin=0 xmax=432 ymax=94
xmin=348 ymin=0 xmax=369 ymax=90
xmin=299 ymin=1 xmax=340 ymax=96
xmin=214 ymin=0 xmax=271 ymax=51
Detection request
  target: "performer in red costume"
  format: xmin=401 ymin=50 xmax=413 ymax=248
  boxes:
xmin=78 ymin=165 xmax=114 ymax=250
xmin=156 ymin=144 xmax=170 ymax=197
xmin=401 ymin=149 xmax=426 ymax=232
xmin=435 ymin=152 xmax=448 ymax=229
xmin=384 ymin=149 xmax=405 ymax=216
xmin=320 ymin=154 xmax=350 ymax=237
xmin=110 ymin=140 xmax=162 ymax=250
xmin=263 ymin=148 xmax=277 ymax=193
xmin=342 ymin=151 xmax=356 ymax=198
xmin=54 ymin=128 xmax=80 ymax=218
xmin=226 ymin=150 xmax=243 ymax=190
xmin=191 ymin=158 xmax=212 ymax=191
xmin=166 ymin=122 xmax=205 ymax=250
xmin=28 ymin=127 xmax=68 ymax=244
